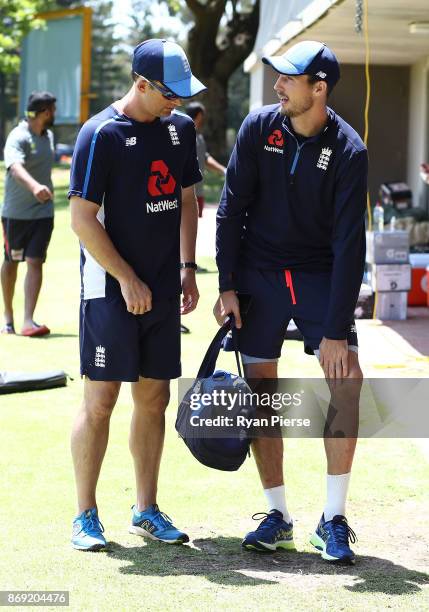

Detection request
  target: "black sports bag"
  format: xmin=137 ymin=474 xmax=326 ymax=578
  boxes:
xmin=175 ymin=316 xmax=255 ymax=471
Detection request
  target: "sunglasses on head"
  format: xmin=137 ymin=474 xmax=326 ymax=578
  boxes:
xmin=137 ymin=74 xmax=180 ymax=100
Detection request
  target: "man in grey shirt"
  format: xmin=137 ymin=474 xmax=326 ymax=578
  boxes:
xmin=185 ymin=102 xmax=226 ymax=217
xmin=1 ymin=91 xmax=56 ymax=336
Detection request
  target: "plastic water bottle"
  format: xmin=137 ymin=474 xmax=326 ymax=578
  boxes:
xmin=373 ymin=202 xmax=384 ymax=232
xmin=390 ymin=215 xmax=396 ymax=231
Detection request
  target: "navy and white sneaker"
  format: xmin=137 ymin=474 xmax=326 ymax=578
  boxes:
xmin=310 ymin=514 xmax=357 ymax=564
xmin=242 ymin=510 xmax=295 ymax=552
xmin=129 ymin=504 xmax=189 ymax=544
xmin=72 ymin=507 xmax=106 ymax=551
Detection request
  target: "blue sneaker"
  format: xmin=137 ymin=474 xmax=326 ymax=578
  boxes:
xmin=242 ymin=510 xmax=295 ymax=552
xmin=310 ymin=514 xmax=357 ymax=564
xmin=72 ymin=508 xmax=106 ymax=551
xmin=129 ymin=504 xmax=189 ymax=544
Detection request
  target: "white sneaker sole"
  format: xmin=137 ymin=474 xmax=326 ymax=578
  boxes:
xmin=243 ymin=539 xmax=296 ymax=552
xmin=310 ymin=532 xmax=355 ymax=564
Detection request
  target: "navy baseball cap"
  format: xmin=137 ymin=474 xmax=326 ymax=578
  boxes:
xmin=262 ymin=40 xmax=340 ymax=90
xmin=132 ymin=39 xmax=207 ymax=98
xmin=27 ymin=91 xmax=56 ymax=112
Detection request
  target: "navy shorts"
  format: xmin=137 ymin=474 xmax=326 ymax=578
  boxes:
xmin=225 ymin=268 xmax=358 ymax=359
xmin=80 ymin=295 xmax=181 ymax=381
xmin=2 ymin=217 xmax=54 ymax=262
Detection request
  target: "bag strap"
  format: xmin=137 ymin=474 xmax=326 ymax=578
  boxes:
xmin=197 ymin=315 xmax=243 ymax=379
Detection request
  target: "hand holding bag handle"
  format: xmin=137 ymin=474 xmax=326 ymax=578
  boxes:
xmin=197 ymin=314 xmax=243 ymax=379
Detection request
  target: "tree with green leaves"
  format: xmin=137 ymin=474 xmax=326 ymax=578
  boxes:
xmin=0 ymin=0 xmax=54 ymax=150
xmin=0 ymin=0 xmax=130 ymax=149
xmin=88 ymin=0 xmax=130 ymax=115
xmin=0 ymin=0 xmax=47 ymax=74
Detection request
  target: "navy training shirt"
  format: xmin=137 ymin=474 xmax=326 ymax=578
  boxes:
xmin=68 ymin=106 xmax=201 ymax=301
xmin=216 ymin=104 xmax=368 ymax=340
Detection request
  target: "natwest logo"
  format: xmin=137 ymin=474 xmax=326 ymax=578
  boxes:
xmin=147 ymin=160 xmax=176 ymax=196
xmin=267 ymin=129 xmax=284 ymax=147
xmin=146 ymin=199 xmax=179 ymax=214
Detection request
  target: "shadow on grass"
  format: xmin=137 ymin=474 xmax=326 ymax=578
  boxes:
xmin=48 ymin=333 xmax=78 ymax=338
xmin=29 ymin=333 xmax=78 ymax=339
xmin=105 ymin=536 xmax=429 ymax=593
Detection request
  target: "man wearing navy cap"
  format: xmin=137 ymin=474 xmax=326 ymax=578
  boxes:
xmin=214 ymin=41 xmax=367 ymax=563
xmin=69 ymin=39 xmax=206 ymax=551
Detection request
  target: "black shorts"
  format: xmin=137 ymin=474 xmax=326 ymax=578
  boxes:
xmin=224 ymin=268 xmax=358 ymax=359
xmin=79 ymin=294 xmax=181 ymax=381
xmin=2 ymin=217 xmax=54 ymax=262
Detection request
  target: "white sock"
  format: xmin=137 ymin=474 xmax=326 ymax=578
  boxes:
xmin=324 ymin=473 xmax=351 ymax=521
xmin=263 ymin=485 xmax=292 ymax=523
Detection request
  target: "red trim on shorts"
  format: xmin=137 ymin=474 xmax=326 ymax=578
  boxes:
xmin=284 ymin=269 xmax=297 ymax=305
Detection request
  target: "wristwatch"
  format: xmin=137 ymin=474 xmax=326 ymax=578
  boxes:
xmin=180 ymin=262 xmax=197 ymax=270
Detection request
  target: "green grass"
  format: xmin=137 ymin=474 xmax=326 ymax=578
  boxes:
xmin=202 ymin=171 xmax=225 ymax=204
xmin=0 ymin=166 xmax=428 ymax=611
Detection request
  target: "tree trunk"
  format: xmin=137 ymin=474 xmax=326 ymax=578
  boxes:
xmin=185 ymin=0 xmax=260 ymax=159
xmin=199 ymin=76 xmax=228 ymax=162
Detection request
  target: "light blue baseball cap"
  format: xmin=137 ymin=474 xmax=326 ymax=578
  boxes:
xmin=132 ymin=39 xmax=207 ymax=98
xmin=263 ymin=40 xmax=340 ymax=89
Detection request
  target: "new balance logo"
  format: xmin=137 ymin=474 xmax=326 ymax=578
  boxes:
xmin=125 ymin=137 xmax=137 ymax=146
xmin=167 ymin=124 xmax=180 ymax=146
xmin=317 ymin=147 xmax=332 ymax=170
xmin=95 ymin=345 xmax=106 ymax=368
xmin=139 ymin=519 xmax=156 ymax=533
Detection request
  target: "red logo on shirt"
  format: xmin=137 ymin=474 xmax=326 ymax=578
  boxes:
xmin=147 ymin=160 xmax=176 ymax=196
xmin=267 ymin=130 xmax=284 ymax=147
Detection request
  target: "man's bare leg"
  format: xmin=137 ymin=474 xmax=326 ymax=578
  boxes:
xmin=245 ymin=361 xmax=284 ymax=490
xmin=130 ymin=377 xmax=170 ymax=510
xmin=310 ymin=351 xmax=362 ymax=562
xmin=324 ymin=351 xmax=362 ymax=474
xmin=71 ymin=378 xmax=121 ymax=512
xmin=242 ymin=360 xmax=294 ymax=551
xmin=1 ymin=259 xmax=18 ymax=327
xmin=320 ymin=350 xmax=362 ymax=521
xmin=23 ymin=257 xmax=43 ymax=328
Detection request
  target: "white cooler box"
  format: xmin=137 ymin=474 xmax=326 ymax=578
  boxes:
xmin=375 ymin=292 xmax=408 ymax=320
xmin=369 ymin=263 xmax=411 ymax=292
xmin=366 ymin=231 xmax=409 ymax=264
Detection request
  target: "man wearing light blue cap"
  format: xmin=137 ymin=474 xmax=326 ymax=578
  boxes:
xmin=68 ymin=39 xmax=206 ymax=551
xmin=215 ymin=41 xmax=367 ymax=563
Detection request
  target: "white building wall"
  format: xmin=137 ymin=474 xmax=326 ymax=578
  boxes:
xmin=249 ymin=65 xmax=264 ymax=111
xmin=407 ymin=57 xmax=429 ymax=210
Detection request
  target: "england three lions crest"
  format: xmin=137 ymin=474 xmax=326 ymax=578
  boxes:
xmin=317 ymin=147 xmax=333 ymax=171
